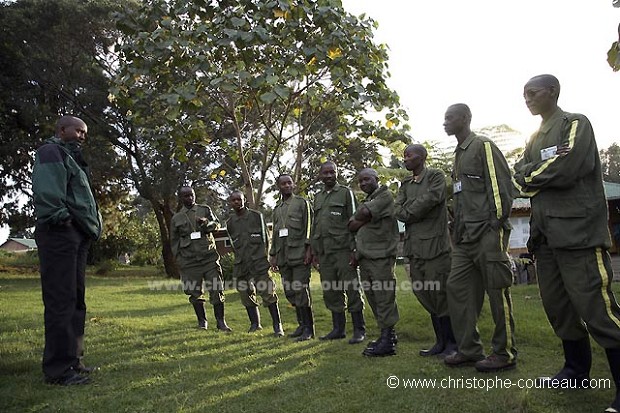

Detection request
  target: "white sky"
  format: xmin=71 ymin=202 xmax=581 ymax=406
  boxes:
xmin=2 ymin=1 xmax=618 ymax=245
xmin=341 ymin=0 xmax=620 ymax=148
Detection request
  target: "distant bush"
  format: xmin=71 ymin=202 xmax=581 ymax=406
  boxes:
xmin=220 ymin=253 xmax=234 ymax=281
xmin=95 ymin=259 xmax=119 ymax=275
xmin=0 ymin=250 xmax=39 ymax=267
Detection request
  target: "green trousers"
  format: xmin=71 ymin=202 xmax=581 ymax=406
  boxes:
xmin=233 ymin=260 xmax=278 ymax=307
xmin=410 ymin=252 xmax=451 ymax=318
xmin=280 ymin=263 xmax=312 ymax=308
xmin=180 ymin=259 xmax=225 ymax=305
xmin=447 ymin=228 xmax=517 ymax=361
xmin=358 ymin=256 xmax=399 ymax=329
xmin=536 ymin=245 xmax=620 ymax=348
xmin=318 ymin=250 xmax=364 ymax=313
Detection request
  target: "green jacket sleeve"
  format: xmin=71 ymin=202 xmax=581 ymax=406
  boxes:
xmin=396 ymin=173 xmax=446 ymax=224
xmin=483 ymin=141 xmax=513 ymax=222
xmin=513 ymin=116 xmax=596 ymax=192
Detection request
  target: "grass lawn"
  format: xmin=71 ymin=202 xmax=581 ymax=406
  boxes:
xmin=1 ymin=265 xmax=618 ymax=413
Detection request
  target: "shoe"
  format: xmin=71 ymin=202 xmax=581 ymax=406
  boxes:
xmin=45 ymin=371 xmax=90 ymax=386
xmin=348 ymin=311 xmax=366 ymax=344
xmin=362 ymin=327 xmax=396 ymax=357
xmin=319 ymin=312 xmax=346 ymax=340
xmin=444 ymin=352 xmax=484 ymax=367
xmin=475 ymin=354 xmax=516 ymax=373
xmin=75 ymin=363 xmax=99 ymax=374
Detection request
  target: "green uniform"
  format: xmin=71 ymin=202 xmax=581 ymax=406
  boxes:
xmin=312 ymin=184 xmax=364 ymax=313
xmin=513 ymin=108 xmax=620 ymax=347
xmin=170 ymin=204 xmax=225 ymax=305
xmin=269 ymin=195 xmax=312 ymax=308
xmin=226 ymin=207 xmax=277 ymax=308
xmin=447 ymin=132 xmax=517 ymax=361
xmin=355 ymin=185 xmax=400 ymax=329
xmin=394 ymin=167 xmax=451 ymax=317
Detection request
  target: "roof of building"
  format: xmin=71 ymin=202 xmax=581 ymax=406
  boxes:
xmin=604 ymin=182 xmax=620 ymax=200
xmin=1 ymin=238 xmax=37 ymax=249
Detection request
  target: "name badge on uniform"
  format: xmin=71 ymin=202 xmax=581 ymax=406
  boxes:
xmin=453 ymin=181 xmax=462 ymax=194
xmin=540 ymin=145 xmax=557 ymax=161
xmin=190 ymin=231 xmax=202 ymax=240
xmin=279 ymin=228 xmax=289 ymax=237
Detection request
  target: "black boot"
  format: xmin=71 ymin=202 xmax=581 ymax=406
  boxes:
xmin=539 ymin=337 xmax=591 ymax=387
xmin=246 ymin=306 xmax=263 ymax=332
xmin=419 ymin=314 xmax=444 ymax=356
xmin=296 ymin=307 xmax=315 ymax=342
xmin=363 ymin=327 xmax=396 ymax=357
xmin=438 ymin=316 xmax=458 ymax=357
xmin=320 ymin=311 xmax=346 ymax=340
xmin=192 ymin=301 xmax=208 ymax=330
xmin=288 ymin=307 xmax=304 ymax=338
xmin=213 ymin=303 xmax=232 ymax=332
xmin=367 ymin=329 xmax=398 ymax=350
xmin=605 ymin=347 xmax=620 ymax=413
xmin=267 ymin=302 xmax=284 ymax=337
xmin=348 ymin=311 xmax=366 ymax=344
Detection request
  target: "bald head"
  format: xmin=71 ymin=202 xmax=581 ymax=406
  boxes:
xmin=405 ymin=144 xmax=427 ymax=159
xmin=444 ymin=103 xmax=472 ymax=142
xmin=403 ymin=144 xmax=427 ymax=174
xmin=447 ymin=104 xmax=472 ymax=122
xmin=55 ymin=115 xmax=88 ymax=144
xmin=358 ymin=168 xmax=379 ymax=195
xmin=523 ymin=74 xmax=560 ymax=119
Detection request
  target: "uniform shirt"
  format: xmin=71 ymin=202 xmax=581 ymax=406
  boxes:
xmin=355 ymin=185 xmax=399 ymax=260
xmin=311 ymin=183 xmax=357 ymax=255
xmin=170 ymin=204 xmax=220 ymax=266
xmin=32 ymin=137 xmax=102 ymax=240
xmin=451 ymin=132 xmax=514 ymax=245
xmin=513 ymin=108 xmax=611 ymax=250
xmin=394 ymin=167 xmax=451 ymax=259
xmin=269 ymin=195 xmax=312 ymax=266
xmin=226 ymin=207 xmax=269 ymax=265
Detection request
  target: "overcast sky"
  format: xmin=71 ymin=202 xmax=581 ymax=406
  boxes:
xmin=341 ymin=0 xmax=620 ymax=148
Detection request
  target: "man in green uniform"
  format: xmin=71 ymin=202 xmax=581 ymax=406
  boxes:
xmin=170 ymin=186 xmax=232 ymax=332
xmin=443 ymin=103 xmax=517 ymax=372
xmin=311 ymin=161 xmax=366 ymax=344
xmin=226 ymin=190 xmax=284 ymax=336
xmin=349 ymin=168 xmax=400 ymax=357
xmin=269 ymin=174 xmax=315 ymax=341
xmin=394 ymin=144 xmax=457 ymax=358
xmin=514 ymin=74 xmax=620 ymax=413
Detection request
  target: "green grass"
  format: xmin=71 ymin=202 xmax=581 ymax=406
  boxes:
xmin=0 ymin=266 xmax=618 ymax=413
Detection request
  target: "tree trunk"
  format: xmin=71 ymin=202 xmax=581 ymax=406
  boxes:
xmin=151 ymin=198 xmax=179 ymax=279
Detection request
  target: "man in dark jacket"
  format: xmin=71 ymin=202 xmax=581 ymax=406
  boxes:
xmin=33 ymin=115 xmax=103 ymax=385
xmin=514 ymin=74 xmax=620 ymax=413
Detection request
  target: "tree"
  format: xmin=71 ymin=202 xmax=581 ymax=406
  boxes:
xmin=608 ymin=2 xmax=620 ymax=71
xmin=0 ymin=0 xmax=129 ymax=236
xmin=601 ymin=143 xmax=620 ymax=183
xmin=110 ymin=0 xmax=409 ymax=209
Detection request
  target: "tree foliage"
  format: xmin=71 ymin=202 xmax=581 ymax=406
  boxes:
xmin=601 ymin=143 xmax=620 ymax=184
xmin=110 ymin=0 xmax=409 ymax=209
xmin=0 ymin=0 xmax=129 ymax=233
